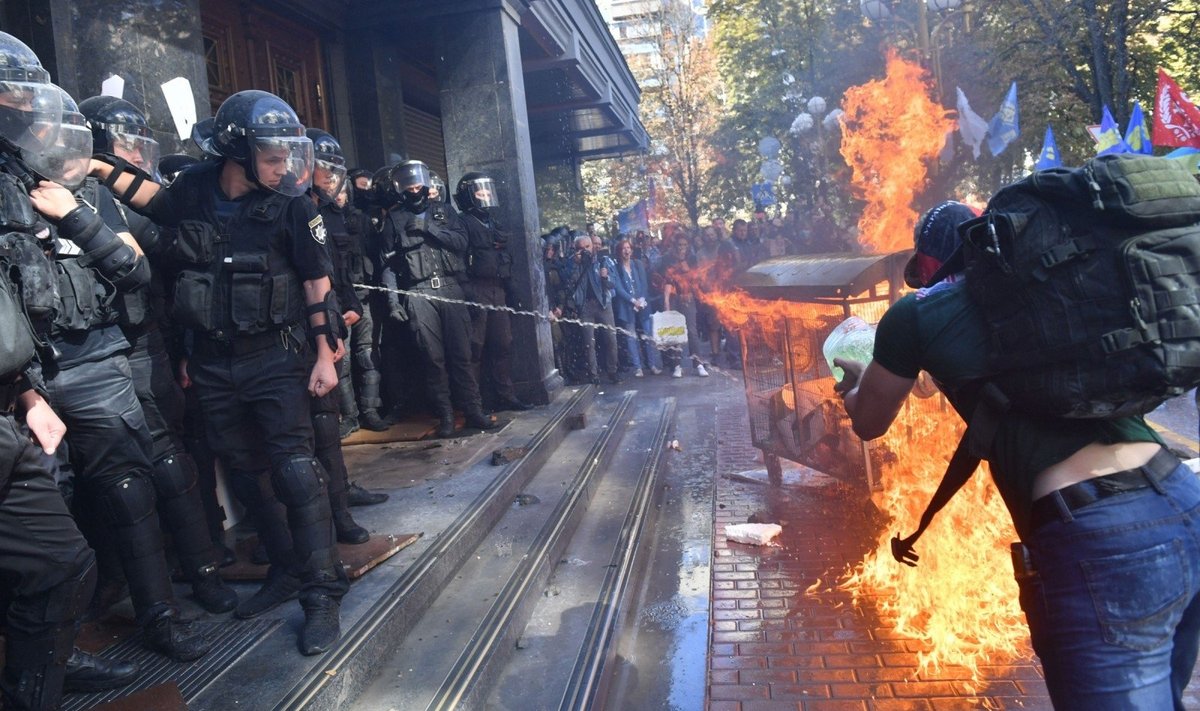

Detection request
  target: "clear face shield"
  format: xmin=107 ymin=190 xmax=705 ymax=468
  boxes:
xmin=314 ymin=154 xmax=347 ymax=201
xmin=394 ymin=162 xmax=431 ymax=193
xmin=252 ymin=135 xmax=313 ymax=197
xmin=0 ymin=81 xmax=61 ymax=156
xmin=467 ymin=177 xmax=499 ymax=209
xmin=108 ymin=124 xmax=160 ymax=178
xmin=28 ymin=110 xmax=91 ymax=189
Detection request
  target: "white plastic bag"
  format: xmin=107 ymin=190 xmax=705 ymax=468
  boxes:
xmin=652 ymin=310 xmax=688 ymax=346
xmin=725 ymin=523 xmax=782 ymax=546
xmin=822 ymin=316 xmax=876 ymax=382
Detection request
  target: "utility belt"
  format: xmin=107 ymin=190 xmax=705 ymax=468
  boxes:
xmin=193 ymin=323 xmax=301 ymax=358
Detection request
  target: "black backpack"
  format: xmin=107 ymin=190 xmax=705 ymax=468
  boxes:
xmin=961 ymin=154 xmax=1200 ymax=419
xmin=894 ymin=155 xmax=1200 ymax=566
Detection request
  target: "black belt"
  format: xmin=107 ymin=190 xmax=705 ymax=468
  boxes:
xmin=194 ymin=326 xmax=296 ymax=357
xmin=1029 ymin=448 xmax=1181 ymax=531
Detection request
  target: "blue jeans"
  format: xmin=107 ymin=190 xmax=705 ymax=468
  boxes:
xmin=1021 ymin=462 xmax=1200 ymax=710
xmin=618 ymin=310 xmax=662 ymax=371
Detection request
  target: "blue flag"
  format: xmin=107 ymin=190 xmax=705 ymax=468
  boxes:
xmin=1124 ymin=100 xmax=1153 ymax=154
xmin=750 ymin=183 xmax=776 ymax=207
xmin=616 ymin=199 xmax=649 ymax=234
xmin=987 ymin=82 xmax=1020 ymax=156
xmin=1096 ymin=105 xmax=1131 ymax=155
xmin=1034 ymin=125 xmax=1062 ymax=170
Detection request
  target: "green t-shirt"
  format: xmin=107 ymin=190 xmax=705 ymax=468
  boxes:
xmin=872 ymin=281 xmax=1162 ymax=536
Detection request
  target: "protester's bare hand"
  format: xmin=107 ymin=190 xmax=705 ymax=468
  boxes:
xmin=28 ymin=181 xmax=78 ymax=221
xmin=333 ymin=338 xmax=347 ymax=363
xmin=343 ymin=310 xmax=360 ymax=328
xmin=833 ymin=357 xmax=865 ymax=395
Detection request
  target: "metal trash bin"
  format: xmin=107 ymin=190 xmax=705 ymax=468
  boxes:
xmin=733 ymin=252 xmax=913 ymax=489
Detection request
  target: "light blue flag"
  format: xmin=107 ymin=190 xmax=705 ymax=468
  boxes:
xmin=616 ymin=199 xmax=649 ymax=233
xmin=986 ymin=82 xmax=1020 ymax=156
xmin=1096 ymin=105 xmax=1131 ymax=155
xmin=750 ymin=183 xmax=776 ymax=207
xmin=1124 ymin=100 xmax=1153 ymax=154
xmin=1034 ymin=125 xmax=1062 ymax=170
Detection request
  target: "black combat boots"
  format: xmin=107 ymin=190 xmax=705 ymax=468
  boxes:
xmin=346 ymin=481 xmax=389 ymax=507
xmin=63 ymin=649 xmax=140 ymax=693
xmin=235 ymin=568 xmax=302 ymax=619
xmin=299 ymin=593 xmax=341 ymax=655
xmin=143 ymin=607 xmax=211 ymax=662
xmin=191 ymin=566 xmax=238 ymax=613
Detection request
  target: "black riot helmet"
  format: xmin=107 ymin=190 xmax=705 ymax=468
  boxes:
xmin=305 ymin=128 xmax=347 ymax=200
xmin=0 ymin=32 xmax=62 ymax=158
xmin=28 ymin=86 xmax=92 ymax=190
xmin=390 ymin=160 xmax=432 ymax=213
xmin=158 ymin=153 xmax=200 ymax=186
xmin=191 ymin=116 xmax=219 ymax=157
xmin=454 ymin=171 xmax=500 ymax=216
xmin=370 ymin=165 xmax=400 ymax=209
xmin=204 ymin=90 xmax=313 ymax=197
xmin=77 ymin=95 xmax=160 ymax=176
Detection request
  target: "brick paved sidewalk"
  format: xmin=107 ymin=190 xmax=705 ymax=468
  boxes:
xmin=708 ymin=400 xmax=1053 ymax=711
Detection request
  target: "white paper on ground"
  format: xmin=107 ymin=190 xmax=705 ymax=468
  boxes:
xmin=725 ymin=523 xmax=782 ymax=546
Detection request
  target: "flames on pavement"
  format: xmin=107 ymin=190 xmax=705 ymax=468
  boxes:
xmin=685 ymin=52 xmax=1029 ymax=680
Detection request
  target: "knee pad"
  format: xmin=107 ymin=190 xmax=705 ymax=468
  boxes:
xmin=312 ymin=412 xmax=340 ymax=451
xmin=353 ymin=348 xmax=377 ymax=372
xmin=270 ymin=456 xmax=326 ymax=510
xmin=98 ymin=475 xmax=158 ymax=528
xmin=151 ymin=453 xmax=199 ymax=499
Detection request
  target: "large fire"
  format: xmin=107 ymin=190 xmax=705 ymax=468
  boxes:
xmin=683 ymin=51 xmax=1029 ymax=681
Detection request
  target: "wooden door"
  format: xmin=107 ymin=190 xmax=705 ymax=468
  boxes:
xmin=200 ymin=0 xmax=330 ymax=129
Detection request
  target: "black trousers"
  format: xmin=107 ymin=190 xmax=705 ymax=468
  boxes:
xmin=0 ymin=413 xmax=95 ymax=710
xmin=466 ymin=279 xmax=517 ymax=405
xmin=402 ymin=281 xmax=483 ymax=418
xmin=190 ymin=333 xmax=347 ymax=599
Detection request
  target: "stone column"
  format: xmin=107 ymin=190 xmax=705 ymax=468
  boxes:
xmin=343 ymin=34 xmax=409 ymax=170
xmin=436 ymin=2 xmax=559 ymax=403
xmin=47 ymin=0 xmax=208 ymax=155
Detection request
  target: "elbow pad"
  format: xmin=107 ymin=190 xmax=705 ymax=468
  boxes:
xmin=57 ymin=206 xmax=147 ymax=290
xmin=306 ymin=290 xmax=343 ymax=350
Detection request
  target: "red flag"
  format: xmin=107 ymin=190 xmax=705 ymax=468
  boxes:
xmin=1153 ymin=68 xmax=1200 ymax=148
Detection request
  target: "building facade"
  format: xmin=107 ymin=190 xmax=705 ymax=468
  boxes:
xmin=3 ymin=0 xmax=647 ymax=402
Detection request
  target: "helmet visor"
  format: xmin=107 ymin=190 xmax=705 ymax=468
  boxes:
xmin=0 ymin=81 xmax=61 ymax=155
xmin=28 ymin=113 xmax=91 ymax=189
xmin=393 ymin=162 xmax=431 ymax=192
xmin=466 ymin=177 xmax=499 ymax=209
xmin=107 ymin=125 xmax=160 ymax=177
xmin=253 ymin=136 xmax=313 ymax=197
xmin=314 ymin=157 xmax=347 ymax=200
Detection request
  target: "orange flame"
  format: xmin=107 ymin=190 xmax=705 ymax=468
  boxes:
xmin=839 ymin=50 xmax=954 ymax=254
xmin=677 ymin=51 xmax=1029 ymax=681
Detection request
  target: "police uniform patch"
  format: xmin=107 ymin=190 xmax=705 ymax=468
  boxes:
xmin=309 ymin=215 xmax=327 ymax=245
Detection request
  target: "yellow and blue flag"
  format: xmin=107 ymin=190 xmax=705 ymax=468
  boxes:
xmin=1124 ymin=101 xmax=1153 ymax=154
xmin=1096 ymin=105 xmax=1131 ymax=155
xmin=1034 ymin=125 xmax=1062 ymax=170
xmin=986 ymin=82 xmax=1020 ymax=156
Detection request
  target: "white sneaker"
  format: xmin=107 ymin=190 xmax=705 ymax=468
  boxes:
xmin=696 ymin=364 xmax=710 ymax=377
xmin=634 ymin=368 xmax=644 ymax=378
xmin=650 ymin=367 xmax=663 ymax=375
xmin=672 ymin=366 xmax=683 ymax=378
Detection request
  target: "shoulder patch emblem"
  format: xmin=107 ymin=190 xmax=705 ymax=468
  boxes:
xmin=309 ymin=215 xmax=327 ymax=245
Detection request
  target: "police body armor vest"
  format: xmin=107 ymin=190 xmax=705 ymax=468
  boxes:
xmin=0 ymin=173 xmax=54 ymax=378
xmin=384 ymin=209 xmax=461 ymax=287
xmin=464 ymin=213 xmax=512 ymax=281
xmin=168 ymin=171 xmax=306 ymax=338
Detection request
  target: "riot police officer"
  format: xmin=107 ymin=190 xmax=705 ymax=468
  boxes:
xmin=375 ymin=160 xmax=495 ymax=438
xmin=78 ymin=94 xmax=238 ymax=612
xmin=455 ymin=172 xmax=531 ymax=411
xmin=90 ymin=90 xmax=348 ymax=655
xmin=304 ymin=128 xmax=376 ymax=543
xmin=32 ymin=86 xmax=214 ymax=661
xmin=0 ymin=32 xmax=140 ymax=707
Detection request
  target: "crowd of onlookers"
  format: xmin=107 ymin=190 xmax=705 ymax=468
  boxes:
xmin=540 ymin=206 xmax=853 ymax=384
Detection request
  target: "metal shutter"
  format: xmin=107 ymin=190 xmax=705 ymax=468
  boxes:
xmin=403 ymin=104 xmax=449 ymax=183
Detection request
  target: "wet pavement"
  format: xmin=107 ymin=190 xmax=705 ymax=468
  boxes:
xmin=703 ymin=368 xmax=1200 ymax=710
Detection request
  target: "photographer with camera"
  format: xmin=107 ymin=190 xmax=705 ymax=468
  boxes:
xmin=563 ymin=234 xmax=619 ymax=385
